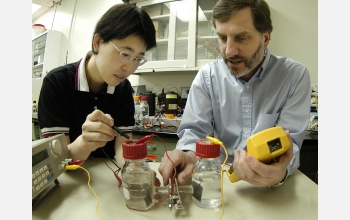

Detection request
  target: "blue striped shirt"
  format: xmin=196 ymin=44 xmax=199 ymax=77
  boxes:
xmin=176 ymin=48 xmax=311 ymax=177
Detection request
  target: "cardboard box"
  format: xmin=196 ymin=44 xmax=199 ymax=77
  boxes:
xmin=153 ymin=21 xmax=164 ymax=39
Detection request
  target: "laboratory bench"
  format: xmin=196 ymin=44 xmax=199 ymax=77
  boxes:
xmin=32 ymin=159 xmax=318 ymax=220
xmin=133 ymin=127 xmax=318 ymax=184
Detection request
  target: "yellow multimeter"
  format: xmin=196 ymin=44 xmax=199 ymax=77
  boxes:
xmin=226 ymin=126 xmax=291 ymax=183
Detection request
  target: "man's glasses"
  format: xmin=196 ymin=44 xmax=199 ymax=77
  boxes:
xmin=109 ymin=41 xmax=147 ymax=66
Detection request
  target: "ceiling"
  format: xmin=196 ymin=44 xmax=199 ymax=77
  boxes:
xmin=32 ymin=0 xmax=55 ymax=21
xmin=32 ymin=0 xmax=130 ymax=21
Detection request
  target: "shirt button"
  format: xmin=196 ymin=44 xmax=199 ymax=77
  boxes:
xmin=247 ymin=86 xmax=249 ymax=89
xmin=95 ymin=97 xmax=98 ymax=100
xmin=94 ymin=106 xmax=97 ymax=110
xmin=245 ymin=109 xmax=248 ymax=113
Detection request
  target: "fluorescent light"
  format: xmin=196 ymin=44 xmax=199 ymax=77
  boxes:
xmin=32 ymin=3 xmax=41 ymax=14
xmin=170 ymin=2 xmax=207 ymax=22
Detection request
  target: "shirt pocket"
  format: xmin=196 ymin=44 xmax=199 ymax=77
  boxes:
xmin=253 ymin=113 xmax=280 ymax=134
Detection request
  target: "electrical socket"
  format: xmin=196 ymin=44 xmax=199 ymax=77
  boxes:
xmin=311 ymin=84 xmax=318 ymax=92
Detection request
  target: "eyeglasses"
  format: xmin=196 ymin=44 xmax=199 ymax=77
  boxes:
xmin=109 ymin=41 xmax=147 ymax=66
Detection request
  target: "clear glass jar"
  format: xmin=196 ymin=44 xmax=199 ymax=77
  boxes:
xmin=140 ymin=96 xmax=149 ymax=117
xmin=121 ymin=140 xmax=154 ymax=210
xmin=192 ymin=139 xmax=222 ymax=208
xmin=32 ymin=101 xmax=37 ymax=112
xmin=133 ymin=96 xmax=142 ymax=128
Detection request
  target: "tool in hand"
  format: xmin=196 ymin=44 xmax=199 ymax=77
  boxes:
xmin=112 ymin=125 xmax=130 ymax=139
xmin=226 ymin=126 xmax=291 ymax=183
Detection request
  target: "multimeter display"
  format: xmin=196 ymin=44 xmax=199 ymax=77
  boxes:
xmin=32 ymin=149 xmax=49 ymax=167
xmin=267 ymin=138 xmax=282 ymax=153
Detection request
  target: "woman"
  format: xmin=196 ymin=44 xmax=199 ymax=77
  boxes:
xmin=38 ymin=3 xmax=156 ymax=168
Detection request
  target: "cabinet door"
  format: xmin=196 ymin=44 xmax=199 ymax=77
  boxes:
xmin=196 ymin=0 xmax=220 ymax=67
xmin=136 ymin=0 xmax=196 ymax=72
xmin=32 ymin=30 xmax=62 ymax=102
xmin=32 ymin=33 xmax=48 ymax=79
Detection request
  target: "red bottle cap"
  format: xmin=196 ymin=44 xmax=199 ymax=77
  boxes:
xmin=122 ymin=140 xmax=147 ymax=159
xmin=195 ymin=139 xmax=220 ymax=158
xmin=140 ymin=96 xmax=148 ymax=101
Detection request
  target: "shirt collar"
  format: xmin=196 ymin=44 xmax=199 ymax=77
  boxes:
xmin=255 ymin=47 xmax=271 ymax=80
xmin=76 ymin=51 xmax=116 ymax=94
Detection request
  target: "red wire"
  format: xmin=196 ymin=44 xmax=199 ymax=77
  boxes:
xmin=90 ymin=156 xmax=123 ymax=186
xmin=125 ymin=134 xmax=177 ymax=212
xmin=68 ymin=159 xmax=85 ymax=165
xmin=90 ymin=135 xmax=178 ymax=212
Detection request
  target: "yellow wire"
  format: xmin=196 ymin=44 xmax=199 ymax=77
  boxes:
xmin=205 ymin=136 xmax=228 ymax=220
xmin=65 ymin=165 xmax=104 ymax=220
xmin=219 ymin=144 xmax=228 ymax=220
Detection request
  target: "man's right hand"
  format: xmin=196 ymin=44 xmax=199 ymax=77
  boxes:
xmin=158 ymin=149 xmax=197 ymax=186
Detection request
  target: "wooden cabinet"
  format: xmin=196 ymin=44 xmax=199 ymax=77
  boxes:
xmin=32 ymin=30 xmax=62 ymax=102
xmin=131 ymin=0 xmax=219 ymax=73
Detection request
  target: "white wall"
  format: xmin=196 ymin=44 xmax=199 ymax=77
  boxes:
xmin=32 ymin=0 xmax=318 ymax=95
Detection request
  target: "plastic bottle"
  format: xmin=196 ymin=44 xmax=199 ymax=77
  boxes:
xmin=192 ymin=139 xmax=222 ymax=208
xmin=140 ymin=96 xmax=149 ymax=117
xmin=121 ymin=140 xmax=154 ymax=210
xmin=133 ymin=96 xmax=142 ymax=128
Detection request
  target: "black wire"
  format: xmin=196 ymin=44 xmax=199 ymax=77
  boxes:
xmin=101 ymin=147 xmax=120 ymax=169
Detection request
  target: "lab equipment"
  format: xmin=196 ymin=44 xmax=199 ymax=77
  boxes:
xmin=134 ymin=96 xmax=142 ymax=128
xmin=226 ymin=126 xmax=291 ymax=183
xmin=141 ymin=96 xmax=149 ymax=117
xmin=192 ymin=139 xmax=222 ymax=208
xmin=32 ymin=134 xmax=70 ymax=209
xmin=120 ymin=134 xmax=193 ymax=211
xmin=164 ymin=92 xmax=178 ymax=116
xmin=121 ymin=140 xmax=154 ymax=210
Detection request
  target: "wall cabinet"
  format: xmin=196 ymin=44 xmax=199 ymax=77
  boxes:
xmin=131 ymin=0 xmax=219 ymax=73
xmin=32 ymin=30 xmax=62 ymax=102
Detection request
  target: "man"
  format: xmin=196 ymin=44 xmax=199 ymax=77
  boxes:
xmin=158 ymin=0 xmax=311 ymax=187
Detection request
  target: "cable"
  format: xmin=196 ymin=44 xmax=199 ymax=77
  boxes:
xmin=101 ymin=147 xmax=120 ymax=169
xmin=206 ymin=136 xmax=228 ymax=220
xmin=121 ymin=134 xmax=177 ymax=212
xmin=50 ymin=1 xmax=60 ymax=30
xmin=65 ymin=165 xmax=104 ymax=220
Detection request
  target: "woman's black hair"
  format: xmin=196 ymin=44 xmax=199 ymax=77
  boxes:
xmin=92 ymin=3 xmax=156 ymax=54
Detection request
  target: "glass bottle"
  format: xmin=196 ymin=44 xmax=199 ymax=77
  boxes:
xmin=121 ymin=140 xmax=154 ymax=210
xmin=32 ymin=100 xmax=37 ymax=112
xmin=192 ymin=139 xmax=222 ymax=208
xmin=140 ymin=96 xmax=149 ymax=117
xmin=133 ymin=96 xmax=142 ymax=128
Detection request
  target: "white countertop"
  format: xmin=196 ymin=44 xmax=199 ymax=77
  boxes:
xmin=32 ymin=159 xmax=318 ymax=220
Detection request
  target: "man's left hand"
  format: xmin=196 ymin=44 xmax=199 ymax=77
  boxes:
xmin=233 ymin=130 xmax=293 ymax=187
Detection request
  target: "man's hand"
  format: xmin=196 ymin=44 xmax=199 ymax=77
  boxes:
xmin=158 ymin=149 xmax=197 ymax=186
xmin=233 ymin=130 xmax=294 ymax=187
